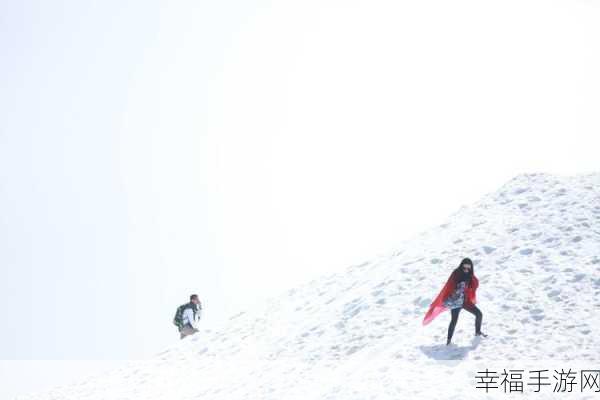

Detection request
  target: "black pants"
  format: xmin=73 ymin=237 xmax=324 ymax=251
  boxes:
xmin=447 ymin=304 xmax=483 ymax=342
xmin=179 ymin=323 xmax=199 ymax=339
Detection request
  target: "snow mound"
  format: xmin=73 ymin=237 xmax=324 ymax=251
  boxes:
xmin=20 ymin=172 xmax=600 ymax=400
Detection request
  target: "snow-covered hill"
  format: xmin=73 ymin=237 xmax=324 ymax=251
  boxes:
xmin=19 ymin=172 xmax=600 ymax=399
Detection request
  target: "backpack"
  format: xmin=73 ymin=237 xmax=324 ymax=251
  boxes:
xmin=173 ymin=303 xmax=193 ymax=329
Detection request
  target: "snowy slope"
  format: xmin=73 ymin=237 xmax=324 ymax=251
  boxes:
xmin=18 ymin=172 xmax=600 ymax=399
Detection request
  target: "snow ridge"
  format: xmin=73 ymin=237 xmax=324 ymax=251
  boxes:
xmin=20 ymin=172 xmax=600 ymax=400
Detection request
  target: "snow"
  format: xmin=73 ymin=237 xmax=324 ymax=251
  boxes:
xmin=16 ymin=172 xmax=600 ymax=399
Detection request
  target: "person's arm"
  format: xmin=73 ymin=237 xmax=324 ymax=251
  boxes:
xmin=470 ymin=276 xmax=479 ymax=290
xmin=191 ymin=307 xmax=202 ymax=329
xmin=192 ymin=307 xmax=201 ymax=329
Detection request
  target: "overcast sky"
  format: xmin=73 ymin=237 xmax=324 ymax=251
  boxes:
xmin=1 ymin=0 xmax=599 ymax=378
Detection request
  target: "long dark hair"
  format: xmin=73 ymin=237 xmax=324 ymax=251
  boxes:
xmin=454 ymin=257 xmax=474 ymax=287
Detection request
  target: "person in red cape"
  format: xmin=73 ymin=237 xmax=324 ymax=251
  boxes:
xmin=422 ymin=257 xmax=487 ymax=345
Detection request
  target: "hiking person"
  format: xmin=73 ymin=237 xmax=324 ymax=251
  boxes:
xmin=173 ymin=294 xmax=202 ymax=339
xmin=422 ymin=257 xmax=487 ymax=345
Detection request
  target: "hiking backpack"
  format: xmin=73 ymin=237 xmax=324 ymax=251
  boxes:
xmin=173 ymin=303 xmax=191 ymax=329
xmin=173 ymin=302 xmax=201 ymax=329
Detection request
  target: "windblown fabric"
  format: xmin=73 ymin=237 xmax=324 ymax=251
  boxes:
xmin=422 ymin=267 xmax=479 ymax=326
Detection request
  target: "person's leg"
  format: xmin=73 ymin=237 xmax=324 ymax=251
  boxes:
xmin=463 ymin=304 xmax=483 ymax=335
xmin=447 ymin=308 xmax=461 ymax=344
xmin=179 ymin=325 xmax=198 ymax=339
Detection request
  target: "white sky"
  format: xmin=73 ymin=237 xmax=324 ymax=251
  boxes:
xmin=1 ymin=0 xmax=599 ymax=394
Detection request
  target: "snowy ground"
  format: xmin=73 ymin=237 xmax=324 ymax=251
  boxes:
xmin=16 ymin=172 xmax=600 ymax=399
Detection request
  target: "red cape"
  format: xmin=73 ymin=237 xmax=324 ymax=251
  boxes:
xmin=422 ymin=269 xmax=479 ymax=326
